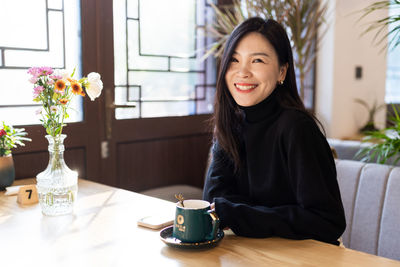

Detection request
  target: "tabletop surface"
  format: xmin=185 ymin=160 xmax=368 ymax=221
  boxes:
xmin=1 ymin=178 xmax=400 ymax=267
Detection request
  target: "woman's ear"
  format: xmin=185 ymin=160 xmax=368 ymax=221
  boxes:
xmin=279 ymin=63 xmax=289 ymax=81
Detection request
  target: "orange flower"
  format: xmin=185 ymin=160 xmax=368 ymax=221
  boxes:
xmin=59 ymin=98 xmax=68 ymax=105
xmin=71 ymin=82 xmax=83 ymax=95
xmin=55 ymin=79 xmax=66 ymax=91
xmin=67 ymin=77 xmax=77 ymax=83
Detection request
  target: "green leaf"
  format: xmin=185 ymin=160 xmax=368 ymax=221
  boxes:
xmin=71 ymin=67 xmax=76 ymax=78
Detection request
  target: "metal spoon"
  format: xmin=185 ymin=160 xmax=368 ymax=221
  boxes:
xmin=174 ymin=193 xmax=185 ymax=207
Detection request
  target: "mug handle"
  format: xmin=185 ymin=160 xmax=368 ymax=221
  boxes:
xmin=205 ymin=210 xmax=220 ymax=241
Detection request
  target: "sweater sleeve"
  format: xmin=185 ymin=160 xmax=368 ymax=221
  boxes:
xmin=202 ymin=143 xmax=250 ymax=204
xmin=211 ymin=119 xmax=346 ymax=245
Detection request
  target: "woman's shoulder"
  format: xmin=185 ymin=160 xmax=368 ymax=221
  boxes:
xmin=278 ymin=107 xmax=316 ymax=127
xmin=276 ymin=108 xmax=326 ymax=143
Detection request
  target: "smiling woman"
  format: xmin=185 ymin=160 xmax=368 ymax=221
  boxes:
xmin=203 ymin=17 xmax=346 ymax=245
xmin=225 ymin=32 xmax=287 ymax=107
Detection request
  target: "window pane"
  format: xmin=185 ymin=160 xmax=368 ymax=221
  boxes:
xmin=0 ymin=0 xmax=47 ymax=49
xmin=140 ymin=0 xmax=196 ymax=57
xmin=0 ymin=0 xmax=82 ymax=126
xmin=385 ymin=50 xmax=400 ymax=103
xmin=48 ymin=0 xmax=63 ymax=9
xmin=385 ymin=5 xmax=400 ymax=103
xmin=5 ymin=11 xmax=65 ymax=67
xmin=128 ymin=71 xmax=200 ymax=100
xmin=127 ymin=20 xmax=169 ymax=70
xmin=113 ymin=0 xmax=216 ymax=119
xmin=142 ymin=101 xmax=196 ymax=117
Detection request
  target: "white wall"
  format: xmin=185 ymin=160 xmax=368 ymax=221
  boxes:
xmin=316 ymin=0 xmax=388 ymax=139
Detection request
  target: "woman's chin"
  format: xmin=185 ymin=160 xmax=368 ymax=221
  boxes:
xmin=235 ymin=100 xmax=255 ymax=107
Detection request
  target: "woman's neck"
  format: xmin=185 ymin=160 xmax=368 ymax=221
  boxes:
xmin=239 ymin=90 xmax=280 ymax=123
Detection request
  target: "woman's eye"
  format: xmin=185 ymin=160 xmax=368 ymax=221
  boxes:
xmin=230 ymin=57 xmax=239 ymax=63
xmin=253 ymin=58 xmax=264 ymax=63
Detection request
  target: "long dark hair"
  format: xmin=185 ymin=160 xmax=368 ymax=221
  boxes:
xmin=213 ymin=17 xmax=317 ymax=171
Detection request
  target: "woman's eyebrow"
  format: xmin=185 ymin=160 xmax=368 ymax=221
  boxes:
xmin=250 ymin=52 xmax=270 ymax=57
xmin=232 ymin=51 xmax=270 ymax=57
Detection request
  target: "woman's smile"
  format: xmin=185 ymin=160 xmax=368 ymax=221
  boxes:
xmin=234 ymin=83 xmax=258 ymax=93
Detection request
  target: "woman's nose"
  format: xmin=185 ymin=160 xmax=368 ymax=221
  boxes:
xmin=237 ymin=64 xmax=251 ymax=78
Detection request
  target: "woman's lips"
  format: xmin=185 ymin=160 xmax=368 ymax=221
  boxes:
xmin=234 ymin=83 xmax=258 ymax=93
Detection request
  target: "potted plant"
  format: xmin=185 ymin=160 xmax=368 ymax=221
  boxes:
xmin=0 ymin=122 xmax=31 ymax=189
xmin=354 ymin=98 xmax=385 ymax=133
xmin=356 ymin=105 xmax=400 ymax=164
xmin=204 ymin=0 xmax=328 ymax=100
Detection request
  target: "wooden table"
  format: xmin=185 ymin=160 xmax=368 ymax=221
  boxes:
xmin=1 ymin=179 xmax=400 ymax=267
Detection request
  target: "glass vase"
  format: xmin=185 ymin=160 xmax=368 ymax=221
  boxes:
xmin=36 ymin=134 xmax=78 ymax=216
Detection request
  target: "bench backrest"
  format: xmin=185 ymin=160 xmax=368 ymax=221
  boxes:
xmin=336 ymin=159 xmax=400 ymax=260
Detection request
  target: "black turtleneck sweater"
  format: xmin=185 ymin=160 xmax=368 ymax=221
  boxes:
xmin=203 ymin=91 xmax=346 ymax=245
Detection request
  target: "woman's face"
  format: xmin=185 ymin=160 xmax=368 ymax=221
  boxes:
xmin=225 ymin=32 xmax=287 ymax=107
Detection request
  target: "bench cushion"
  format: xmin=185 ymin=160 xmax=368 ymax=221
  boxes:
xmin=337 ymin=159 xmax=400 ymax=260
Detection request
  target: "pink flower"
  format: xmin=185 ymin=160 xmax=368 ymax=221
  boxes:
xmin=0 ymin=129 xmax=6 ymax=137
xmin=34 ymin=85 xmax=44 ymax=93
xmin=50 ymin=75 xmax=62 ymax=80
xmin=27 ymin=67 xmax=39 ymax=75
xmin=27 ymin=67 xmax=41 ymax=78
xmin=29 ymin=76 xmax=38 ymax=84
xmin=47 ymin=79 xmax=55 ymax=85
xmin=40 ymin=67 xmax=54 ymax=75
xmin=33 ymin=86 xmax=44 ymax=98
xmin=35 ymin=108 xmax=42 ymax=115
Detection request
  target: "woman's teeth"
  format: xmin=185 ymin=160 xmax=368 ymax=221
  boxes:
xmin=235 ymin=84 xmax=257 ymax=90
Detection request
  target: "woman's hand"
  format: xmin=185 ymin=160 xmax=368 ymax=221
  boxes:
xmin=211 ymin=202 xmax=230 ymax=230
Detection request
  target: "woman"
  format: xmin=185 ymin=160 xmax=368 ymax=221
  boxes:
xmin=203 ymin=17 xmax=346 ymax=245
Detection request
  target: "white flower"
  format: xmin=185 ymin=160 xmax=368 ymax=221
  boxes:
xmin=385 ymin=129 xmax=400 ymax=140
xmin=86 ymin=72 xmax=103 ymax=101
xmin=50 ymin=106 xmax=58 ymax=113
xmin=53 ymin=69 xmax=70 ymax=80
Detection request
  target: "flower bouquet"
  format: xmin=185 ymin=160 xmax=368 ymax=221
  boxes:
xmin=28 ymin=66 xmax=103 ymax=215
xmin=29 ymin=66 xmax=103 ymax=137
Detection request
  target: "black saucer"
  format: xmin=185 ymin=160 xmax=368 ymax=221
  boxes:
xmin=160 ymin=226 xmax=224 ymax=249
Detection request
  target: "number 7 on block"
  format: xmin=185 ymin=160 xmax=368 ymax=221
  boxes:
xmin=17 ymin=185 xmax=38 ymax=205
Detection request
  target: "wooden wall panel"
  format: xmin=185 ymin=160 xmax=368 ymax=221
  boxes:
xmin=116 ymin=134 xmax=212 ymax=192
xmin=13 ymin=148 xmax=87 ymax=180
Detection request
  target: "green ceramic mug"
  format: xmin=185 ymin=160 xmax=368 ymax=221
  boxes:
xmin=172 ymin=199 xmax=219 ymax=243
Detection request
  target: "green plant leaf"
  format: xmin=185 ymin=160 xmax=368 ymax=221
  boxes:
xmin=358 ymin=0 xmax=400 ymax=51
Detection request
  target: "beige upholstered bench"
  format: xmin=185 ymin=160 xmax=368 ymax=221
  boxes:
xmin=336 ymin=159 xmax=400 ymax=260
xmin=140 ymin=184 xmax=203 ymax=203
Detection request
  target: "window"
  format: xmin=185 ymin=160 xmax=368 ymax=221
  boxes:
xmin=0 ymin=0 xmax=82 ymax=126
xmin=385 ymin=5 xmax=400 ymax=104
xmin=113 ymin=0 xmax=216 ymax=119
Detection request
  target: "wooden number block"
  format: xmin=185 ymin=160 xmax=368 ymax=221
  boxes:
xmin=17 ymin=185 xmax=39 ymax=205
